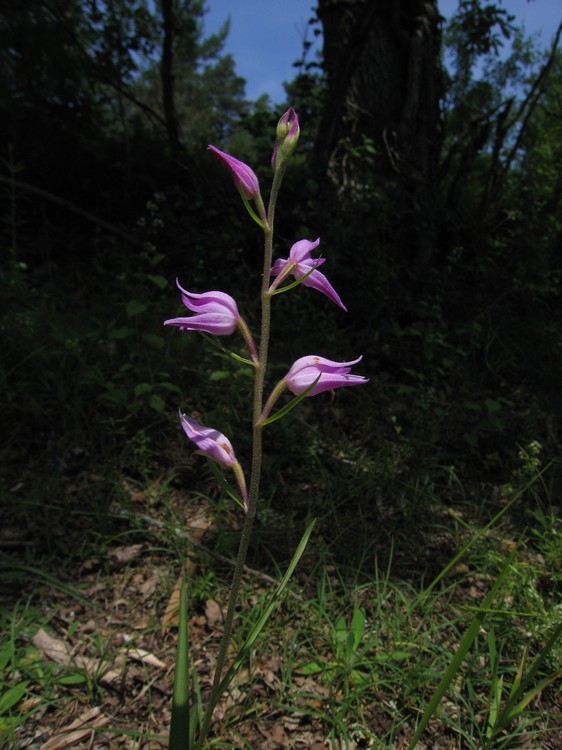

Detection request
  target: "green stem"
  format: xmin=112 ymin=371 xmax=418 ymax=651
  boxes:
xmin=194 ymin=166 xmax=286 ymax=749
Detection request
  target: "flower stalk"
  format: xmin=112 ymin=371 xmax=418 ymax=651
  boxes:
xmin=166 ymin=110 xmax=367 ymax=750
xmin=194 ymin=153 xmax=287 ymax=750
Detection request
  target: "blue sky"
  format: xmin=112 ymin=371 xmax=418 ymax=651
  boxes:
xmin=203 ymin=1 xmax=562 ymax=103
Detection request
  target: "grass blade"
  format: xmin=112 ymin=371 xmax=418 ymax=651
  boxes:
xmin=217 ymin=518 xmax=316 ymax=697
xmin=169 ymin=578 xmax=190 ymax=750
xmin=492 ymin=619 xmax=562 ymax=735
xmin=407 ymin=556 xmax=514 ymax=750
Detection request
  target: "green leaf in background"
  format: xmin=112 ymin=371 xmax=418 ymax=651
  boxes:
xmin=143 ymin=332 xmax=166 ymax=349
xmin=149 ymin=394 xmax=166 ymax=412
xmin=147 ymin=274 xmax=168 ymax=290
xmin=126 ymin=299 xmax=148 ymax=317
xmin=0 ymin=682 xmax=28 ymax=714
xmin=134 ymin=382 xmax=153 ymax=397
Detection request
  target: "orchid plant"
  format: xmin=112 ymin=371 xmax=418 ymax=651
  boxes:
xmin=165 ymin=109 xmax=367 ymax=749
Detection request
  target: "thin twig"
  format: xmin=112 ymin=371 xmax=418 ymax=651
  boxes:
xmin=0 ymin=176 xmax=148 ymax=249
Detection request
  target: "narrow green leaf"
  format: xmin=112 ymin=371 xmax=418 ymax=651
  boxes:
xmin=198 ymin=333 xmax=256 ymax=367
xmin=507 ymin=647 xmax=527 ymax=703
xmin=406 ymin=558 xmax=514 ymax=750
xmin=0 ymin=683 xmax=28 ymax=714
xmin=206 ymin=459 xmax=245 ymax=510
xmin=239 ymin=190 xmax=267 ymax=229
xmin=0 ymin=564 xmax=92 ymax=607
xmin=350 ymin=607 xmax=367 ymax=651
xmin=500 ymin=669 xmax=562 ymax=726
xmin=217 ymin=519 xmax=316 ymax=697
xmin=417 ymin=468 xmax=552 ymax=603
xmin=485 ymin=629 xmax=501 ymax=740
xmin=260 ymin=375 xmax=321 ymax=426
xmin=334 ymin=616 xmax=348 ymax=645
xmin=297 ymin=661 xmax=327 ymax=676
xmin=169 ymin=579 xmax=190 ymax=750
xmin=56 ymin=672 xmax=87 ymax=686
xmin=492 ymin=619 xmax=562 ymax=735
xmin=271 ymin=256 xmax=323 ymax=295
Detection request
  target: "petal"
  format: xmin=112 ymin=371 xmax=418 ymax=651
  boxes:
xmin=287 ymin=369 xmax=368 ymax=397
xmin=207 ymin=145 xmax=260 ymax=199
xmin=296 ymin=267 xmax=347 ymax=311
xmin=179 ymin=414 xmax=236 ymax=466
xmin=272 ymin=108 xmax=300 ymax=170
xmin=176 ymin=281 xmax=239 ymax=316
xmin=164 ymin=313 xmax=238 ymax=335
xmin=270 ymin=258 xmax=288 ymax=277
xmin=289 ymin=238 xmax=320 ymax=263
xmin=286 ymin=355 xmax=363 ymax=378
xmin=297 ymin=257 xmax=326 ymax=269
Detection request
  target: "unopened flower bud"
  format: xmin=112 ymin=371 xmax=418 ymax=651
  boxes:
xmin=208 ymin=145 xmax=260 ymax=200
xmin=272 ymin=108 xmax=300 ymax=170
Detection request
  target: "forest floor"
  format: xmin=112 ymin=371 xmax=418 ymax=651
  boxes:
xmin=2 ymin=446 xmax=562 ymax=750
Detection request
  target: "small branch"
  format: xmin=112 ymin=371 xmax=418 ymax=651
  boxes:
xmin=500 ymin=21 xmax=562 ymax=181
xmin=0 ymin=176 xmax=148 ymax=249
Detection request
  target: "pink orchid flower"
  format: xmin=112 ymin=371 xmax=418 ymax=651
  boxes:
xmin=179 ymin=413 xmax=248 ymax=508
xmin=284 ymin=355 xmax=368 ymax=397
xmin=270 ymin=238 xmax=347 ymax=311
xmin=164 ymin=281 xmax=239 ymax=335
xmin=207 ymin=145 xmax=260 ymax=200
xmin=179 ymin=413 xmax=237 ymax=466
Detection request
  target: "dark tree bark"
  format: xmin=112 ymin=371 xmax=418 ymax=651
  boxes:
xmin=160 ymin=0 xmax=183 ymax=157
xmin=314 ymin=0 xmax=445 ymax=277
xmin=316 ymin=0 xmax=443 ymax=187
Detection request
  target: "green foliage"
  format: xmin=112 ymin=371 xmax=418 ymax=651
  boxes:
xmin=1 ymin=3 xmax=562 ymax=745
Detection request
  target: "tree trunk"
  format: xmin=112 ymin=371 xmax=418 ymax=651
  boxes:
xmin=316 ymin=0 xmax=443 ymax=190
xmin=315 ymin=0 xmax=445 ymax=280
xmin=160 ymin=0 xmax=183 ymax=157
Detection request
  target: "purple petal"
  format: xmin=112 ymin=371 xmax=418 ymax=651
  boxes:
xmin=289 ymin=238 xmax=320 ymax=263
xmin=296 ymin=266 xmax=347 ymax=311
xmin=288 ymin=370 xmax=368 ymax=397
xmin=207 ymin=145 xmax=260 ymax=199
xmin=287 ymin=355 xmax=363 ymax=377
xmin=179 ymin=413 xmax=237 ymax=466
xmin=272 ymin=108 xmax=300 ymax=169
xmin=164 ymin=313 xmax=238 ymax=335
xmin=176 ymin=282 xmax=239 ymax=316
xmin=270 ymin=258 xmax=289 ymax=277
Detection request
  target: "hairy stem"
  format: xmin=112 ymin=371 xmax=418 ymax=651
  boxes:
xmin=195 ymin=165 xmax=286 ymax=749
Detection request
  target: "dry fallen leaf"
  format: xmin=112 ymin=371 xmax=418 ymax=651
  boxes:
xmin=204 ymin=598 xmax=223 ymax=628
xmin=139 ymin=571 xmax=161 ymax=597
xmin=108 ymin=544 xmax=143 ymax=564
xmin=40 ymin=706 xmax=110 ymax=750
xmin=32 ymin=628 xmax=121 ymax=687
xmin=162 ymin=563 xmax=197 ymax=628
xmin=126 ymin=647 xmax=166 ymax=669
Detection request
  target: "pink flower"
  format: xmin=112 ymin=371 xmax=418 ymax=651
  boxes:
xmin=207 ymin=145 xmax=260 ymax=200
xmin=284 ymin=355 xmax=368 ymax=397
xmin=270 ymin=238 xmax=347 ymax=311
xmin=272 ymin=108 xmax=300 ymax=169
xmin=164 ymin=281 xmax=239 ymax=336
xmin=179 ymin=413 xmax=248 ymax=508
xmin=179 ymin=413 xmax=237 ymax=466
